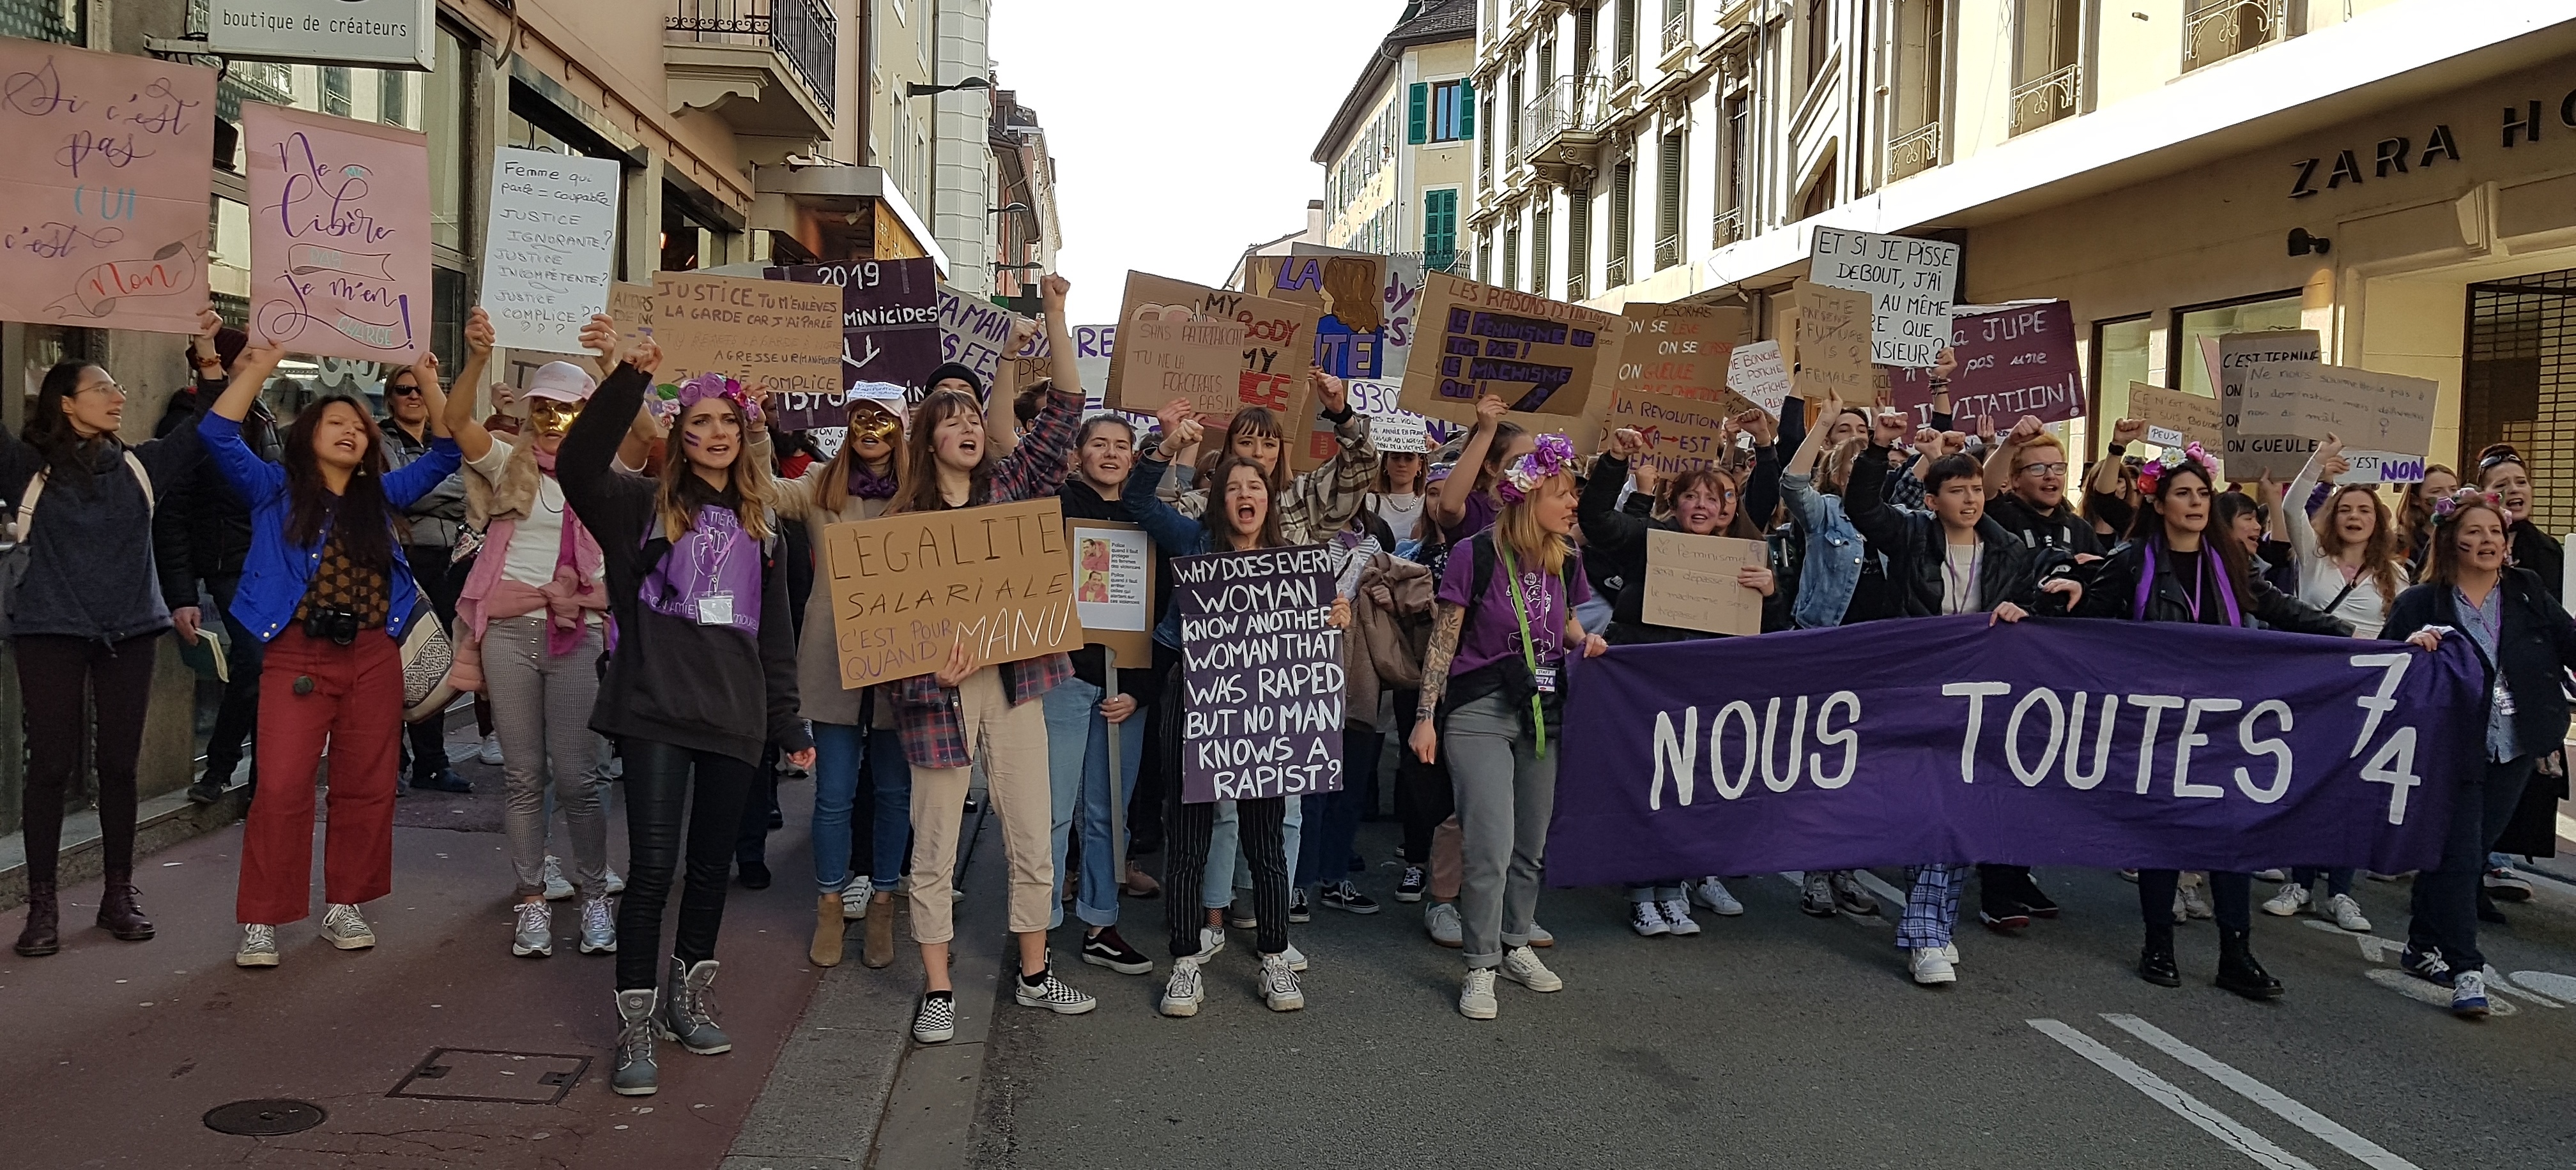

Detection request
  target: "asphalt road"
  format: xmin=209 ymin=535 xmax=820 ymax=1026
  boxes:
xmin=965 ymin=824 xmax=2576 ymax=1169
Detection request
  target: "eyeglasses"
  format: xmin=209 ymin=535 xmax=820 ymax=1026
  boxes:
xmin=2016 ymin=462 xmax=2069 ymax=476
xmin=385 ymin=383 xmax=423 ymax=397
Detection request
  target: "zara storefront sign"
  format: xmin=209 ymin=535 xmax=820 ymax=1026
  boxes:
xmin=2287 ymin=85 xmax=2576 ymax=199
xmin=206 ymin=0 xmax=436 ymax=70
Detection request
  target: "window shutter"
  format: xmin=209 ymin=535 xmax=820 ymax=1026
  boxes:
xmin=1459 ymin=79 xmax=1476 ymax=139
xmin=1407 ymin=83 xmax=1429 ymax=145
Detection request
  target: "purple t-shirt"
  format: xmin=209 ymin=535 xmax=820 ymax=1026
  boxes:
xmin=1438 ymin=538 xmax=1592 ymax=677
xmin=1440 ymin=490 xmax=1499 ymax=545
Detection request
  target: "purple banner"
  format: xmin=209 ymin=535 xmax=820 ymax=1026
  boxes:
xmin=1547 ymin=615 xmax=2482 ymax=888
xmin=1889 ymin=301 xmax=2082 ymax=427
xmin=766 ymin=259 xmax=941 ymax=428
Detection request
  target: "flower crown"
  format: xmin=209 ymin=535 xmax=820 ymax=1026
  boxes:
xmin=2430 ymin=486 xmax=2504 ymax=523
xmin=2135 ymin=441 xmax=2218 ymax=495
xmin=675 ymin=372 xmax=762 ymax=427
xmin=1497 ymin=433 xmax=1579 ymax=504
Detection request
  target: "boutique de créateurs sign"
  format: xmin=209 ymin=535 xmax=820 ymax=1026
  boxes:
xmin=206 ymin=0 xmax=436 ymax=70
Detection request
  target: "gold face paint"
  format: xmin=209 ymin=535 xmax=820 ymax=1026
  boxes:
xmin=529 ymin=397 xmax=583 ymax=439
xmin=848 ymin=404 xmax=901 ymax=445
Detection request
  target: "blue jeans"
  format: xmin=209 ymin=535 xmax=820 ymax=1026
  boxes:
xmin=1042 ymin=678 xmax=1146 ymax=930
xmin=1206 ymin=796 xmax=1303 ymax=908
xmin=1294 ymin=724 xmax=1376 ymax=887
xmin=811 ymin=722 xmax=914 ymax=895
xmin=2289 ymin=867 xmax=2354 ymax=897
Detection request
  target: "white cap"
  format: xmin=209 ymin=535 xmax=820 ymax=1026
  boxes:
xmin=525 ymin=361 xmax=598 ymax=403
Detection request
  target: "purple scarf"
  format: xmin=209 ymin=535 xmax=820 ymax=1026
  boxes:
xmin=849 ymin=464 xmax=898 ymax=500
xmin=2135 ymin=537 xmax=2244 ymax=628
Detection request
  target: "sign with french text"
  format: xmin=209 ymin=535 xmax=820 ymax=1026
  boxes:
xmin=482 ymin=147 xmax=621 ymax=353
xmin=648 ymin=271 xmax=843 ymax=411
xmin=1807 ymin=226 xmax=1959 ymax=367
xmin=2128 ymin=382 xmax=2225 ymax=453
xmin=1397 ymin=268 xmax=1616 ymax=426
xmin=1379 ymin=253 xmax=1427 ymax=381
xmin=769 ymin=257 xmax=942 ymax=425
xmin=1727 ymin=340 xmax=1791 ymax=420
xmin=1108 ymin=272 xmax=1248 ymax=420
xmin=245 ymin=103 xmax=433 ymax=361
xmin=1790 ymin=280 xmax=1873 ymax=403
xmin=1174 ymin=545 xmax=1346 ymax=803
xmin=1369 ymin=413 xmax=1430 ymax=453
xmin=2217 ymin=331 xmax=2324 ymax=480
xmin=2237 ymin=363 xmax=2437 ymax=484
xmin=821 ymin=497 xmax=1078 ymax=688
xmin=1644 ymin=531 xmax=1767 ymax=636
xmin=1607 ymin=390 xmax=1744 ymax=475
xmin=938 ymin=285 xmax=1016 ymax=395
xmin=1619 ymin=303 xmax=1738 ymax=406
xmin=1108 ymin=272 xmax=1317 ymax=443
xmin=1888 ymin=301 xmax=2083 ymax=426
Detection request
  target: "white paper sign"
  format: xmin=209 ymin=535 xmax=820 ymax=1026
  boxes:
xmin=482 ymin=148 xmax=622 ymax=353
xmin=208 ymin=0 xmax=436 ymax=69
xmin=2236 ymin=361 xmax=2437 ymax=484
xmin=1369 ymin=413 xmax=1430 ymax=453
xmin=1726 ymin=340 xmax=1791 ymax=418
xmin=1073 ymin=524 xmax=1153 ymax=632
xmin=1807 ymin=226 xmax=1959 ymax=368
xmin=806 ymin=427 xmax=846 ymax=461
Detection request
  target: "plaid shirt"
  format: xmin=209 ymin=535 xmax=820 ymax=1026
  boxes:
xmin=888 ymin=389 xmax=1082 ymax=769
xmin=1157 ymin=409 xmax=1377 ymax=544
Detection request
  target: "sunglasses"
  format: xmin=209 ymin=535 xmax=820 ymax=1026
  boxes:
xmin=2478 ymin=451 xmax=2524 ymax=474
xmin=385 ymin=382 xmax=424 ymax=397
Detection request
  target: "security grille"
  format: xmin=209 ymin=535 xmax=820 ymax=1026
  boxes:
xmin=2464 ymin=268 xmax=2576 ymax=535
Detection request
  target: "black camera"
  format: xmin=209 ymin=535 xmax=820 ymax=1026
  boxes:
xmin=303 ymin=607 xmax=362 ymax=646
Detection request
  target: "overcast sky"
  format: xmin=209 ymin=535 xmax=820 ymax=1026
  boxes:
xmin=990 ymin=0 xmax=1409 ymax=324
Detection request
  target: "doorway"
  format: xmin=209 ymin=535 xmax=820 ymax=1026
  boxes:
xmin=2463 ymin=267 xmax=2576 ymax=534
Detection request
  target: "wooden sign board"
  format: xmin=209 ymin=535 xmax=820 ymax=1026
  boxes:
xmin=650 ymin=271 xmax=843 ymax=400
xmin=1790 ymin=280 xmax=1873 ymax=404
xmin=1070 ymin=518 xmax=1156 ymax=666
xmin=1618 ymin=303 xmax=1738 ymax=407
xmin=1248 ymin=251 xmax=1386 ymax=333
xmin=822 ymin=498 xmax=1079 ymax=688
xmin=1397 ymin=268 xmax=1618 ymax=426
xmin=2129 ymin=382 xmax=2224 ymax=453
xmin=1643 ymin=529 xmax=1767 ymax=636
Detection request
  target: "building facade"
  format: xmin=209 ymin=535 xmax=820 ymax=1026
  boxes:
xmin=1315 ymin=0 xmax=1479 ymax=275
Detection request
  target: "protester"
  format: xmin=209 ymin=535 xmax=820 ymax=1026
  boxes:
xmin=556 ymin=323 xmax=813 ymax=1096
xmin=2386 ymin=487 xmax=2576 ymax=1017
xmin=158 ymin=314 xmax=276 ymax=805
xmin=2466 ymin=444 xmax=2566 ymax=900
xmin=1409 ymin=434 xmax=1604 ymax=1019
xmin=1770 ymin=391 xmax=1883 ymax=918
xmin=443 ymin=309 xmax=616 ymax=959
xmin=5 ymin=353 xmax=201 ymax=958
xmin=886 ymin=274 xmax=1095 ymax=1046
xmin=379 ymin=360 xmax=471 ymax=794
xmin=203 ymin=342 xmax=458 ymax=969
xmin=1296 ymin=505 xmax=1397 ymax=918
xmin=2396 ymin=464 xmax=2459 ymax=569
xmin=1370 ymin=446 xmax=1430 ymax=555
xmin=1425 ymin=394 xmax=1529 ymax=545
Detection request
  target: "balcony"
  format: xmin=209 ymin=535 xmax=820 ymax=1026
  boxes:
xmin=1516 ymin=74 xmax=1613 ymax=183
xmin=1606 ymin=254 xmax=1629 ymax=289
xmin=1889 ymin=121 xmax=1940 ymax=179
xmin=1711 ymin=205 xmax=1742 ymax=247
xmin=2183 ymin=0 xmax=2289 ymax=71
xmin=1663 ymin=7 xmax=1691 ymax=56
xmin=1655 ymin=231 xmax=1682 ymax=271
xmin=2008 ymin=63 xmax=2082 ymax=136
xmin=666 ymin=0 xmax=838 ymax=145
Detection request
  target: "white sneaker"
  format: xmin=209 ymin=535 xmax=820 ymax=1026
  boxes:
xmin=841 ymin=889 xmax=868 ymax=920
xmin=1259 ymin=952 xmax=1305 ymax=1012
xmin=1160 ymin=957 xmax=1204 ymax=1017
xmin=2261 ymin=882 xmax=2309 ymax=917
xmin=478 ymin=733 xmax=504 ymax=766
xmin=604 ymin=867 xmax=625 ymax=895
xmin=1195 ymin=925 xmax=1227 ymax=962
xmin=2324 ymin=893 xmax=2373 ymax=932
xmin=542 ymin=856 xmax=575 ymax=901
xmin=1526 ymin=921 xmax=1554 ymax=948
xmin=1425 ymin=902 xmax=1462 ymax=948
xmin=1283 ymin=941 xmax=1308 ymax=973
xmin=1941 ymin=943 xmax=1960 ymax=966
xmin=1691 ymin=877 xmax=1744 ymax=916
xmin=1658 ymin=899 xmax=1701 ymax=937
xmin=1499 ymin=945 xmax=1563 ymax=992
xmin=1910 ymin=946 xmax=1958 ymax=985
xmin=320 ymin=903 xmax=375 ymax=950
xmin=511 ymin=902 xmax=553 ymax=957
xmin=1630 ymin=900 xmax=1671 ymax=937
xmin=578 ymin=894 xmax=618 ymax=954
xmin=235 ymin=923 xmax=280 ymax=968
xmin=1458 ymin=968 xmax=1499 ymax=1019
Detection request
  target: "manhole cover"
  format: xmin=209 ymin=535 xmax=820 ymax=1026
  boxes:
xmin=204 ymin=1098 xmax=326 ymax=1136
xmin=389 ymin=1049 xmax=590 ymax=1105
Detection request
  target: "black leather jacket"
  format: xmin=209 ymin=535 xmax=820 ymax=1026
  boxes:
xmin=1844 ymin=443 xmax=2070 ymax=618
xmin=2074 ymin=536 xmax=2349 ymax=634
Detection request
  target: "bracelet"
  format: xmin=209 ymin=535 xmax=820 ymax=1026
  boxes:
xmin=1322 ymin=404 xmax=1354 ymax=425
xmin=195 ymin=357 xmax=222 ymax=370
xmin=1927 ymin=377 xmax=1949 ymax=387
xmin=2105 ymin=442 xmax=2128 ymax=457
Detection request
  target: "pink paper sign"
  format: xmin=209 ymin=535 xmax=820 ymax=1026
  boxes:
xmin=0 ymin=42 xmax=218 ymax=334
xmin=245 ymin=103 xmax=433 ymax=362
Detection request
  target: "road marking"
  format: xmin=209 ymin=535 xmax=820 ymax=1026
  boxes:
xmin=2297 ymin=920 xmax=2563 ymax=1007
xmin=1851 ymin=869 xmax=1910 ymax=916
xmin=2510 ymin=970 xmax=2576 ymax=1001
xmin=2097 ymin=1015 xmax=2422 ymax=1170
xmin=2027 ymin=1019 xmax=2319 ymax=1170
xmin=2363 ymin=967 xmax=2518 ymax=1015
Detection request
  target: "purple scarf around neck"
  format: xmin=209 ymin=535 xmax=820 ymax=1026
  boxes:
xmin=848 ymin=463 xmax=898 ymax=500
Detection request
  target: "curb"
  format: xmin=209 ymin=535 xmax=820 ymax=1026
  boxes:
xmin=0 ymin=783 xmax=249 ymax=911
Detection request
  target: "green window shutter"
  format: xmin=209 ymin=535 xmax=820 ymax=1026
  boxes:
xmin=1459 ymin=79 xmax=1476 ymax=139
xmin=1407 ymin=83 xmax=1429 ymax=145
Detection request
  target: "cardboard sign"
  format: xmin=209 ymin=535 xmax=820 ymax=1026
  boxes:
xmin=1108 ymin=273 xmax=1248 ymax=420
xmin=1619 ymin=303 xmax=1738 ymax=406
xmin=1608 ymin=390 xmax=1744 ymax=475
xmin=1889 ymin=301 xmax=2083 ymax=426
xmin=821 ymin=497 xmax=1078 ymax=688
xmin=1070 ymin=519 xmax=1155 ymax=666
xmin=648 ymin=271 xmax=843 ymax=404
xmin=1808 ymin=226 xmax=1959 ymax=367
xmin=2216 ymin=330 xmax=2322 ymax=478
xmin=2236 ymin=363 xmax=2437 ymax=483
xmin=1248 ymin=250 xmax=1386 ymax=332
xmin=1728 ymin=340 xmax=1791 ymax=419
xmin=1107 ymin=273 xmax=1318 ymax=437
xmin=769 ymin=258 xmax=942 ymax=425
xmin=608 ymin=282 xmax=654 ymax=343
xmin=1791 ymin=280 xmax=1873 ymax=404
xmin=2128 ymin=382 xmax=2225 ymax=451
xmin=1173 ymin=545 xmax=1346 ymax=803
xmin=482 ymin=147 xmax=621 ymax=353
xmin=0 ymin=43 xmax=218 ymax=335
xmin=245 ymin=103 xmax=433 ymax=361
xmin=1643 ymin=529 xmax=1767 ymax=636
xmin=938 ymin=285 xmax=1016 ymax=395
xmin=1397 ymin=268 xmax=1617 ymax=425
xmin=1379 ymin=253 xmax=1427 ymax=381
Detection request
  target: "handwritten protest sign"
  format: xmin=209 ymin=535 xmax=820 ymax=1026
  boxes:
xmin=1369 ymin=413 xmax=1430 ymax=453
xmin=1107 ymin=272 xmax=1316 ymax=437
xmin=1644 ymin=530 xmax=1767 ymax=636
xmin=608 ymin=281 xmax=652 ymax=341
xmin=1398 ymin=268 xmax=1616 ymax=427
xmin=938 ymin=285 xmax=1015 ymax=394
xmin=1889 ymin=301 xmax=2083 ymax=426
xmin=1320 ymin=379 xmax=1451 ymax=461
xmin=0 ymin=43 xmax=217 ymax=335
xmin=2129 ymin=382 xmax=2225 ymax=452
xmin=1108 ymin=272 xmax=1248 ymax=419
xmin=1609 ymin=390 xmax=1740 ymax=475
xmin=821 ymin=497 xmax=1078 ymax=688
xmin=1249 ymin=250 xmax=1386 ymax=332
xmin=1620 ymin=303 xmax=1738 ymax=406
xmin=1808 ymin=226 xmax=1959 ymax=367
xmin=481 ymin=147 xmax=620 ymax=353
xmin=245 ymin=103 xmax=431 ymax=361
xmin=1379 ymin=254 xmax=1427 ymax=381
xmin=2237 ymin=363 xmax=2436 ymax=483
xmin=1174 ymin=545 xmax=1345 ymax=803
xmin=1726 ymin=340 xmax=1791 ymax=420
xmin=2216 ymin=330 xmax=2322 ymax=479
xmin=1791 ymin=280 xmax=1873 ymax=403
xmin=769 ymin=257 xmax=942 ymax=426
xmin=1070 ymin=519 xmax=1154 ymax=664
xmin=648 ymin=271 xmax=842 ymax=405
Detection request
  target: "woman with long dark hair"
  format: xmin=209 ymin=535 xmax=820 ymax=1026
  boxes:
xmin=201 ymin=342 xmax=457 ymax=969
xmin=6 ymin=351 xmax=201 ymax=957
xmin=2076 ymin=443 xmax=2347 ymax=998
xmin=2396 ymin=464 xmax=2459 ymax=570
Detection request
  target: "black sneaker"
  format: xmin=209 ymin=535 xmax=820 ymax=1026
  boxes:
xmin=1079 ymin=927 xmax=1154 ymax=975
xmin=2020 ymin=885 xmax=2061 ymax=919
xmin=737 ymin=858 xmax=772 ymax=890
xmin=186 ymin=778 xmax=226 ymax=806
xmin=1288 ymin=888 xmax=1312 ymax=924
xmin=2400 ymin=945 xmax=2455 ymax=987
xmin=1979 ymin=905 xmax=2032 ymax=933
xmin=1319 ymin=879 xmax=1381 ymax=915
xmin=1395 ymin=865 xmax=1427 ymax=903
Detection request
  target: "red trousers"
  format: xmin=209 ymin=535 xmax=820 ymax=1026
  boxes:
xmin=236 ymin=628 xmax=403 ymax=925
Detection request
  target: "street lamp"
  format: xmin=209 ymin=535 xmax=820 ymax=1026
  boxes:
xmin=905 ymin=77 xmax=992 ymax=98
xmin=988 ymin=202 xmax=1031 ymax=217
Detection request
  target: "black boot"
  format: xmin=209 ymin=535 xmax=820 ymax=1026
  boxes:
xmin=96 ymin=868 xmax=155 ymax=941
xmin=13 ymin=880 xmax=59 ymax=957
xmin=2215 ymin=927 xmax=2284 ymax=999
xmin=2137 ymin=927 xmax=2180 ymax=987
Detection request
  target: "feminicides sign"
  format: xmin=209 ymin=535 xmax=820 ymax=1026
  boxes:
xmin=1173 ymin=545 xmax=1347 ymax=803
xmin=770 ymin=257 xmax=942 ymax=425
xmin=1808 ymin=226 xmax=1959 ymax=368
xmin=1889 ymin=301 xmax=2083 ymax=426
xmin=481 ymin=147 xmax=620 ymax=353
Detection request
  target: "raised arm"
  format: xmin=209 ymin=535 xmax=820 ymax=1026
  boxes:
xmin=2278 ymin=435 xmax=2337 ymax=559
xmin=1430 ymin=393 xmax=1507 ymax=529
xmin=445 ymin=308 xmax=499 ymax=464
xmin=1284 ymin=368 xmax=1379 ymax=534
xmin=1043 ymin=274 xmax=1080 ymax=396
xmin=986 ymin=312 xmax=1033 ymax=461
xmin=1844 ymin=411 xmax=1913 ymax=551
xmin=1121 ymin=453 xmax=1211 ymax=554
xmin=559 ymin=337 xmax=659 ymax=526
xmin=1579 ymin=438 xmax=1652 ymax=554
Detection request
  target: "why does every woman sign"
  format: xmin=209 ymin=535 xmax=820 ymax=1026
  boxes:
xmin=1175 ymin=547 xmax=1346 ymax=803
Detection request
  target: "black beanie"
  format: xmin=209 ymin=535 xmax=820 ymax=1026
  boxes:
xmin=924 ymin=362 xmax=984 ymax=402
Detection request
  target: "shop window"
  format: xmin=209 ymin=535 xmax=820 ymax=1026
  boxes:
xmin=2171 ymin=290 xmax=2302 ymax=398
xmin=2089 ymin=314 xmax=2156 ymax=458
xmin=2465 ymin=268 xmax=2576 ymax=535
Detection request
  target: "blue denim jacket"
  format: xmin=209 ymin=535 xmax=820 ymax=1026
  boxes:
xmin=198 ymin=411 xmax=461 ymax=643
xmin=1778 ymin=469 xmax=1866 ymax=630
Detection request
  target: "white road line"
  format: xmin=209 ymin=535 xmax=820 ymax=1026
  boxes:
xmin=2294 ymin=920 xmax=2564 ymax=1007
xmin=2027 ymin=1019 xmax=2319 ymax=1170
xmin=2098 ymin=1015 xmax=2422 ymax=1170
xmin=1851 ymin=869 xmax=1910 ymax=916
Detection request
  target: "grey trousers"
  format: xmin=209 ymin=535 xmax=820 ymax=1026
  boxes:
xmin=482 ymin=614 xmax=610 ymax=899
xmin=1445 ymin=691 xmax=1557 ymax=968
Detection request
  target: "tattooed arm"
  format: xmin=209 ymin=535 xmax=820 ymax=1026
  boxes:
xmin=1409 ymin=602 xmax=1466 ymax=763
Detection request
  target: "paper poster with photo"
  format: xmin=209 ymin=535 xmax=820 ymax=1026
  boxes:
xmin=1808 ymin=226 xmax=1959 ymax=368
xmin=1727 ymin=340 xmax=1791 ymax=420
xmin=649 ymin=271 xmax=844 ymax=413
xmin=1790 ymin=280 xmax=1873 ymax=404
xmin=1887 ymin=301 xmax=2083 ymax=426
xmin=1070 ymin=519 xmax=1155 ymax=665
xmin=0 ymin=42 xmax=218 ymax=335
xmin=822 ymin=498 xmax=1078 ymax=688
xmin=1173 ymin=545 xmax=1346 ymax=803
xmin=1396 ymin=268 xmax=1617 ymax=426
xmin=1643 ymin=530 xmax=1767 ymax=636
xmin=2128 ymin=382 xmax=2225 ymax=453
xmin=2216 ymin=330 xmax=2322 ymax=478
xmin=2235 ymin=363 xmax=2436 ymax=483
xmin=482 ymin=147 xmax=621 ymax=353
xmin=245 ymin=103 xmax=433 ymax=361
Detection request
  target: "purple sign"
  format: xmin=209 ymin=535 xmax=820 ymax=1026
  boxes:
xmin=1174 ymin=546 xmax=1346 ymax=803
xmin=1547 ymin=615 xmax=2481 ymax=888
xmin=1889 ymin=301 xmax=2082 ymax=427
xmin=766 ymin=258 xmax=941 ymax=429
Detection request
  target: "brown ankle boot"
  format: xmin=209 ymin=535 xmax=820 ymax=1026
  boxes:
xmin=96 ymin=870 xmax=154 ymax=941
xmin=809 ymin=892 xmax=845 ymax=967
xmin=862 ymin=892 xmax=896 ymax=969
xmin=14 ymin=880 xmax=59 ymax=957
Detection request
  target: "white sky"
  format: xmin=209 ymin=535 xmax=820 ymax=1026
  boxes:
xmin=990 ymin=0 xmax=1410 ymax=324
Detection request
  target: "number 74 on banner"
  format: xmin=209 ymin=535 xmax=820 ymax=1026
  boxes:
xmin=2349 ymin=653 xmax=2423 ymax=825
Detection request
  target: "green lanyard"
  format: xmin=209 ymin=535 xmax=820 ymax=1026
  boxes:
xmin=1499 ymin=543 xmax=1550 ymax=758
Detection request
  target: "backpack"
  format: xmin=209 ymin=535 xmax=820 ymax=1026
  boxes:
xmin=0 ymin=452 xmax=155 ymax=641
xmin=1439 ymin=530 xmax=1574 ymax=736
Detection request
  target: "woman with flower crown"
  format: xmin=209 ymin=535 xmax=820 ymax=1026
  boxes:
xmin=1409 ymin=433 xmax=1608 ymax=1020
xmin=2075 ymin=441 xmax=2345 ymax=1001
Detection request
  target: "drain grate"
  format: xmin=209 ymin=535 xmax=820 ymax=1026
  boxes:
xmin=204 ymin=1098 xmax=326 ymax=1136
xmin=388 ymin=1049 xmax=590 ymax=1105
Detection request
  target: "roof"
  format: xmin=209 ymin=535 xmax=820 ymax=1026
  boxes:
xmin=1310 ymin=0 xmax=1477 ymax=165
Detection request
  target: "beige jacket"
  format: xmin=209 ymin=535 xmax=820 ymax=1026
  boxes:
xmin=1348 ymin=551 xmax=1436 ymax=728
xmin=774 ymin=460 xmax=895 ymax=727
